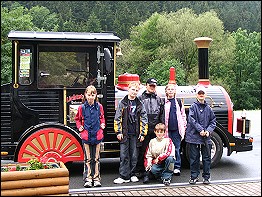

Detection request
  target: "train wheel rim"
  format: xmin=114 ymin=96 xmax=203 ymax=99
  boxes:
xmin=17 ymin=127 xmax=84 ymax=163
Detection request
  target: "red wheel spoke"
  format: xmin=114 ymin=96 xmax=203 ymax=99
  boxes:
xmin=32 ymin=133 xmax=47 ymax=152
xmin=25 ymin=140 xmax=42 ymax=155
xmin=63 ymin=147 xmax=81 ymax=156
xmin=60 ymin=140 xmax=74 ymax=154
xmin=22 ymin=149 xmax=40 ymax=157
xmin=18 ymin=127 xmax=84 ymax=163
xmin=56 ymin=134 xmax=67 ymax=151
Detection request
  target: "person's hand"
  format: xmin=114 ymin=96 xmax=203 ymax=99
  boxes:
xmin=154 ymin=157 xmax=159 ymax=164
xmin=79 ymin=125 xmax=84 ymax=132
xmin=117 ymin=134 xmax=123 ymax=141
xmin=139 ymin=136 xmax=144 ymax=142
xmin=101 ymin=123 xmax=105 ymax=129
xmin=205 ymin=131 xmax=209 ymax=137
xmin=200 ymin=130 xmax=206 ymax=136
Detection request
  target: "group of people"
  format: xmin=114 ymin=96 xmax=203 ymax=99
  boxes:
xmin=74 ymin=77 xmax=216 ymax=188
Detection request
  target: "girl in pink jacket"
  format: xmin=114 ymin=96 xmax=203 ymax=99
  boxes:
xmin=164 ymin=84 xmax=187 ymax=175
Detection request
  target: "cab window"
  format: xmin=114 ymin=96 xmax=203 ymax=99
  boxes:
xmin=38 ymin=44 xmax=97 ymax=89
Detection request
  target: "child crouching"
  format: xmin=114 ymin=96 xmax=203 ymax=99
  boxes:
xmin=144 ymin=123 xmax=176 ymax=186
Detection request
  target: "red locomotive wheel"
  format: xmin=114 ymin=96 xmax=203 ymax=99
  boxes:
xmin=17 ymin=127 xmax=84 ymax=164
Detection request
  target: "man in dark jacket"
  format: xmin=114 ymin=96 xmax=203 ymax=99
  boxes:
xmin=135 ymin=78 xmax=165 ymax=183
xmin=185 ymin=86 xmax=216 ymax=185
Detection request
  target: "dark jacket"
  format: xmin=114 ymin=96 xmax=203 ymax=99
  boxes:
xmin=185 ymin=100 xmax=216 ymax=145
xmin=114 ymin=95 xmax=148 ymax=144
xmin=138 ymin=91 xmax=164 ymax=133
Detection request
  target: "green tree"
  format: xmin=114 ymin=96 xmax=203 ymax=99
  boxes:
xmin=1 ymin=4 xmax=35 ymax=85
xmin=28 ymin=5 xmax=59 ymax=31
xmin=118 ymin=8 xmax=235 ymax=86
xmin=146 ymin=59 xmax=185 ymax=86
xmin=84 ymin=12 xmax=102 ymax=32
xmin=229 ymin=28 xmax=261 ymax=110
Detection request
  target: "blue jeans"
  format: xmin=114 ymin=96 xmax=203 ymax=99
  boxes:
xmin=169 ymin=130 xmax=181 ymax=170
xmin=151 ymin=156 xmax=175 ymax=181
xmin=189 ymin=143 xmax=211 ymax=180
xmin=119 ymin=134 xmax=138 ymax=180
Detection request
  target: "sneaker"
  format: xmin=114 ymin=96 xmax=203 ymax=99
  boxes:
xmin=84 ymin=181 xmax=92 ymax=188
xmin=113 ymin=177 xmax=130 ymax=184
xmin=163 ymin=179 xmax=171 ymax=186
xmin=93 ymin=181 xmax=101 ymax=187
xmin=203 ymin=179 xmax=210 ymax=185
xmin=130 ymin=176 xmax=139 ymax=182
xmin=189 ymin=177 xmax=199 ymax=185
xmin=174 ymin=169 xmax=181 ymax=176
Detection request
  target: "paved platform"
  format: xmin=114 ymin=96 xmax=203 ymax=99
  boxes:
xmin=69 ymin=178 xmax=261 ymax=196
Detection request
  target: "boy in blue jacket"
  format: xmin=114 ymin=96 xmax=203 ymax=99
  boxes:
xmin=185 ymin=86 xmax=216 ymax=185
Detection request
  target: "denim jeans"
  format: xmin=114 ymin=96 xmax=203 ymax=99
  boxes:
xmin=169 ymin=130 xmax=181 ymax=170
xmin=189 ymin=143 xmax=211 ymax=180
xmin=151 ymin=156 xmax=175 ymax=181
xmin=119 ymin=134 xmax=138 ymax=180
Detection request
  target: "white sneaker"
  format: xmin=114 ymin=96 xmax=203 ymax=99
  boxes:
xmin=93 ymin=181 xmax=101 ymax=187
xmin=113 ymin=177 xmax=130 ymax=184
xmin=84 ymin=181 xmax=92 ymax=188
xmin=174 ymin=169 xmax=181 ymax=175
xmin=130 ymin=176 xmax=139 ymax=182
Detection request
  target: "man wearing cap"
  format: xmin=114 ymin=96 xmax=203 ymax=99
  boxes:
xmin=135 ymin=78 xmax=165 ymax=183
xmin=185 ymin=86 xmax=216 ymax=185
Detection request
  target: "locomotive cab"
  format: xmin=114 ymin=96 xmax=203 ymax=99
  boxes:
xmin=1 ymin=31 xmax=121 ymax=163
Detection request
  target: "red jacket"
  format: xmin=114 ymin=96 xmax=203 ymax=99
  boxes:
xmin=75 ymin=102 xmax=105 ymax=144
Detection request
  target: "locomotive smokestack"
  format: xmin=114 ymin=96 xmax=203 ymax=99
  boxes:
xmin=168 ymin=67 xmax=176 ymax=85
xmin=194 ymin=37 xmax=213 ymax=86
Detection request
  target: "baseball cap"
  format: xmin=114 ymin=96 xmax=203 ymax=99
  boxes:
xmin=146 ymin=78 xmax=157 ymax=86
xmin=196 ymin=86 xmax=207 ymax=94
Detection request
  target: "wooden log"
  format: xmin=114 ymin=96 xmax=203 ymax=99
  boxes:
xmin=1 ymin=176 xmax=69 ymax=190
xmin=1 ymin=185 xmax=69 ymax=196
xmin=1 ymin=163 xmax=69 ymax=181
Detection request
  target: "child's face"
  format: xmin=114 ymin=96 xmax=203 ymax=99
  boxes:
xmin=128 ymin=86 xmax=139 ymax=100
xmin=154 ymin=129 xmax=165 ymax=139
xmin=85 ymin=91 xmax=96 ymax=104
xmin=196 ymin=90 xmax=206 ymax=101
xmin=165 ymin=85 xmax=176 ymax=99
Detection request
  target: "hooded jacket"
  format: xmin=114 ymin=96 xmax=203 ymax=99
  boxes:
xmin=164 ymin=97 xmax=187 ymax=140
xmin=114 ymin=95 xmax=148 ymax=144
xmin=185 ymin=100 xmax=216 ymax=144
xmin=138 ymin=90 xmax=164 ymax=133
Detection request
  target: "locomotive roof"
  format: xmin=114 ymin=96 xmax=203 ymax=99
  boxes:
xmin=8 ymin=31 xmax=121 ymax=42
